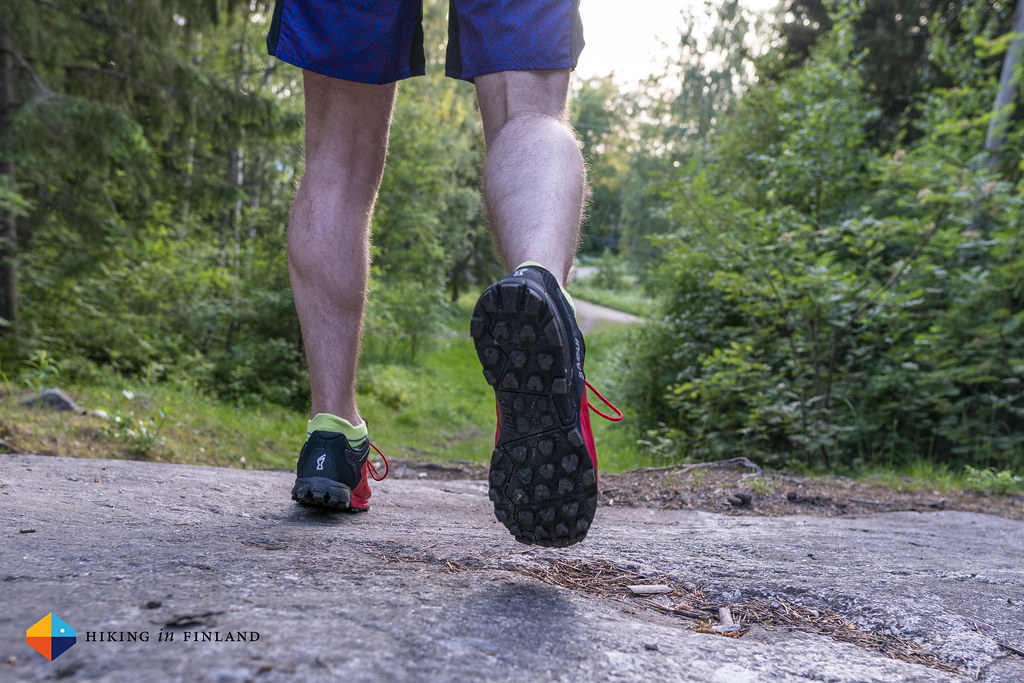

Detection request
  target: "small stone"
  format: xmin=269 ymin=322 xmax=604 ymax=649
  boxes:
xmin=628 ymin=584 xmax=672 ymax=595
xmin=712 ymin=624 xmax=742 ymax=634
xmin=19 ymin=528 xmax=37 ymax=534
xmin=643 ymin=642 xmax=659 ymax=651
xmin=728 ymin=491 xmax=752 ymax=506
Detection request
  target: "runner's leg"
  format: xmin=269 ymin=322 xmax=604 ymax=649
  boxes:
xmin=475 ymin=69 xmax=584 ymax=283
xmin=288 ymin=71 xmax=396 ymax=424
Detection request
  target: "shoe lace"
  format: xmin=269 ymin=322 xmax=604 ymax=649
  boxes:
xmin=367 ymin=442 xmax=389 ymax=481
xmin=585 ymin=380 xmax=623 ymax=422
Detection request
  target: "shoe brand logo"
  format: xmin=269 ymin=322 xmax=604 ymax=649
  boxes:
xmin=27 ymin=613 xmax=77 ymax=661
xmin=575 ymin=338 xmax=584 ymax=381
xmin=513 ymin=268 xmax=527 ymax=277
xmin=316 ymin=454 xmax=326 ymax=471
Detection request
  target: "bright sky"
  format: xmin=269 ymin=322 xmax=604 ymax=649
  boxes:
xmin=576 ymin=0 xmax=779 ymax=85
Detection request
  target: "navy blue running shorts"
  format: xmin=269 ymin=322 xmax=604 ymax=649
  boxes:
xmin=266 ymin=0 xmax=585 ymax=84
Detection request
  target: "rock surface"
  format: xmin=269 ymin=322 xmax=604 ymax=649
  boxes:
xmin=2 ymin=453 xmax=1022 ymax=682
xmin=20 ymin=388 xmax=83 ymax=413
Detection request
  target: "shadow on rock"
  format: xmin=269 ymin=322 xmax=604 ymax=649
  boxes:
xmin=447 ymin=580 xmax=581 ymax=661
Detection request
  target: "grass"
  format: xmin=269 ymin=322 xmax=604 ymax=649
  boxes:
xmin=357 ymin=313 xmax=645 ymax=471
xmin=858 ymin=459 xmax=1024 ymax=495
xmin=1 ymin=381 xmax=303 ymax=470
xmin=5 ymin=329 xmax=1021 ymax=493
xmin=568 ymin=274 xmax=655 ymax=318
xmin=0 ymin=303 xmax=647 ymax=473
xmin=568 ymin=252 xmax=657 ymax=317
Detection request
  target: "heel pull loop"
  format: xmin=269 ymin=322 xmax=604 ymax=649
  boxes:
xmin=367 ymin=442 xmax=389 ymax=481
xmin=585 ymin=381 xmax=623 ymax=422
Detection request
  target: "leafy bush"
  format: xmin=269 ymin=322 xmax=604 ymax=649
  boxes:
xmin=624 ymin=12 xmax=1024 ymax=473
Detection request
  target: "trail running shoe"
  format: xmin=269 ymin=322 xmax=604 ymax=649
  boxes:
xmin=471 ymin=264 xmax=622 ymax=547
xmin=291 ymin=431 xmax=388 ymax=512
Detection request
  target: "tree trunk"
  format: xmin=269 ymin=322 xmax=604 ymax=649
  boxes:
xmin=0 ymin=9 xmax=18 ymax=335
xmin=985 ymin=0 xmax=1024 ymax=164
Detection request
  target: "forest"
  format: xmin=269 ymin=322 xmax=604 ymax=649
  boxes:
xmin=1 ymin=0 xmax=1022 ymax=476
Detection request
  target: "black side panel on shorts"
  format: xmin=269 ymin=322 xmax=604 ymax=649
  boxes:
xmin=267 ymin=0 xmax=285 ymax=55
xmin=411 ymin=0 xmax=427 ymax=77
xmin=444 ymin=0 xmax=464 ymax=80
xmin=570 ymin=0 xmax=585 ymax=67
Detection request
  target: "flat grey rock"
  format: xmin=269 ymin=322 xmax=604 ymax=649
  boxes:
xmin=20 ymin=388 xmax=83 ymax=413
xmin=1 ymin=454 xmax=1021 ymax=682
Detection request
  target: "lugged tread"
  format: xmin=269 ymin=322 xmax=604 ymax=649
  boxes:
xmin=291 ymin=477 xmax=363 ymax=512
xmin=473 ymin=274 xmax=596 ymax=547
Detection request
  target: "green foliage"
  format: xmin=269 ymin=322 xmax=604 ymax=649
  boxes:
xmin=616 ymin=0 xmax=769 ymax=270
xmin=1 ymin=1 xmax=309 ymax=406
xmin=21 ymin=349 xmax=62 ymax=391
xmin=573 ymin=76 xmax=630 ymax=252
xmin=569 ymin=255 xmax=655 ymax=317
xmin=98 ymin=390 xmax=167 ymax=457
xmin=963 ymin=466 xmax=1024 ymax=494
xmin=594 ymin=249 xmax=623 ymax=290
xmin=362 ymin=70 xmax=490 ymax=364
xmin=2 ymin=0 xmax=492 ymax=410
xmin=623 ymin=6 xmax=1024 ymax=474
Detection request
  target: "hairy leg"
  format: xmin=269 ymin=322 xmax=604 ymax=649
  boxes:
xmin=475 ymin=70 xmax=585 ymax=284
xmin=288 ymin=71 xmax=396 ymax=423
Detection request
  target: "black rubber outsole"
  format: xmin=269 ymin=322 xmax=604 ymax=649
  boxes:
xmin=291 ymin=477 xmax=366 ymax=513
xmin=471 ymin=278 xmax=595 ymax=548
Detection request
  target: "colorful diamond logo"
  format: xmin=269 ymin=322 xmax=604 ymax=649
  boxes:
xmin=26 ymin=613 xmax=77 ymax=661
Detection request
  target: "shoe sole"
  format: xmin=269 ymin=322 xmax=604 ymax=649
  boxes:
xmin=292 ymin=477 xmax=367 ymax=512
xmin=472 ymin=278 xmax=595 ymax=548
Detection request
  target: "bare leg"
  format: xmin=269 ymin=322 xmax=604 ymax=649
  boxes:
xmin=288 ymin=71 xmax=396 ymax=423
xmin=475 ymin=70 xmax=584 ymax=284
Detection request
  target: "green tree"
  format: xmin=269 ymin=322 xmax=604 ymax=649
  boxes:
xmin=623 ymin=2 xmax=1024 ymax=471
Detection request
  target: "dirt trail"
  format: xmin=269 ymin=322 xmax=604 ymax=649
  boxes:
xmin=573 ymin=298 xmax=644 ymax=334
